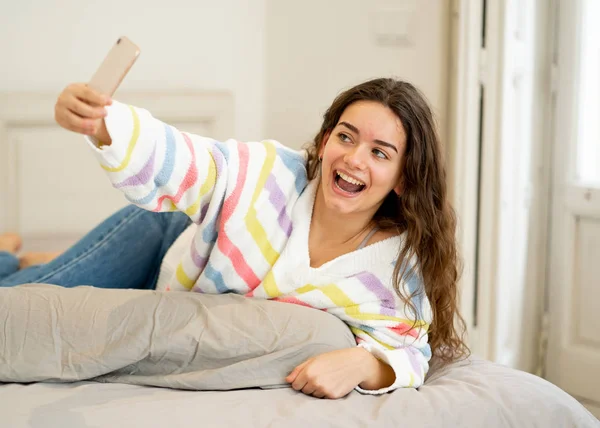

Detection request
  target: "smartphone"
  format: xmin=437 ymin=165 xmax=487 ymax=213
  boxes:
xmin=88 ymin=36 xmax=140 ymax=97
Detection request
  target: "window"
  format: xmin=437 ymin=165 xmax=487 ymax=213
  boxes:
xmin=576 ymin=0 xmax=600 ymax=185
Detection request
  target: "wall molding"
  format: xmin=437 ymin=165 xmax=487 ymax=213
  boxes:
xmin=0 ymin=91 xmax=234 ymax=235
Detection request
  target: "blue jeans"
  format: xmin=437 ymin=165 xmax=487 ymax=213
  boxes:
xmin=0 ymin=205 xmax=191 ymax=289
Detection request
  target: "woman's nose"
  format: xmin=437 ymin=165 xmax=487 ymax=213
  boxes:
xmin=344 ymin=147 xmax=367 ymax=170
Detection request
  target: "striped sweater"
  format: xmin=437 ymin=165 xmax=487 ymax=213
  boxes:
xmin=86 ymin=101 xmax=433 ymax=395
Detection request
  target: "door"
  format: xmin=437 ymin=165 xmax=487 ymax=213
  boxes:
xmin=546 ymin=0 xmax=600 ymax=418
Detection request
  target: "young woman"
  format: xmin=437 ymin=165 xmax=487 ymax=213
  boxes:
xmin=0 ymin=78 xmax=468 ymax=398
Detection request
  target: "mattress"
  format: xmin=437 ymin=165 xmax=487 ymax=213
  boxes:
xmin=0 ymin=285 xmax=597 ymax=427
xmin=2 ymin=357 xmax=598 ymax=428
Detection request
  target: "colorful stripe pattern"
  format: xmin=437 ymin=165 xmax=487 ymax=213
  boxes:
xmin=89 ymin=101 xmax=433 ymax=393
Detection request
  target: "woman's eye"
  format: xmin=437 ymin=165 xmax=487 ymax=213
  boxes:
xmin=338 ymin=133 xmax=351 ymax=143
xmin=373 ymin=149 xmax=387 ymax=159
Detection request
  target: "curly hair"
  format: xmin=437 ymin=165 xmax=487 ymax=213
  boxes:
xmin=305 ymin=78 xmax=469 ymax=363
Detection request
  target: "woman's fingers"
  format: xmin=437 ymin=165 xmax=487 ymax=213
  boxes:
xmin=301 ymin=384 xmax=317 ymax=396
xmin=286 ymin=359 xmax=310 ymax=383
xmin=55 ymin=107 xmax=98 ymax=135
xmin=55 ymin=83 xmax=108 ymax=135
xmin=66 ymin=94 xmax=107 ymax=119
xmin=69 ymin=83 xmax=111 ymax=107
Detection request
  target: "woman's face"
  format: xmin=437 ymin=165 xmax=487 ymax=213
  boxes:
xmin=318 ymin=100 xmax=406 ymax=218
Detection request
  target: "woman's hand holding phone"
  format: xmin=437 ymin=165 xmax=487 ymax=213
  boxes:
xmin=54 ymin=36 xmax=140 ymax=145
xmin=55 ymin=83 xmax=113 ymax=144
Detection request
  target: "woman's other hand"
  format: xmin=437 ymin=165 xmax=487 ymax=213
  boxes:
xmin=55 ymin=83 xmax=112 ymax=143
xmin=286 ymin=347 xmax=394 ymax=399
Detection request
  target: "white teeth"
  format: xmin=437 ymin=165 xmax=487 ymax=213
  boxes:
xmin=336 ymin=171 xmax=365 ymax=186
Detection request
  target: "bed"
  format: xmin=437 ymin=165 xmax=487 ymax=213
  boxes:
xmin=0 ymin=284 xmax=597 ymax=428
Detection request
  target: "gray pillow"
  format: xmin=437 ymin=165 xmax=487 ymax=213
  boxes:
xmin=0 ymin=283 xmax=355 ymax=390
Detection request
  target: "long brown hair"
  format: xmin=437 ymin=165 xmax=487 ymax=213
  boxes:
xmin=306 ymin=78 xmax=469 ymax=363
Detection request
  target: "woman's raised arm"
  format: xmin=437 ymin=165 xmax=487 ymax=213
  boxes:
xmin=54 ymin=83 xmax=226 ymax=224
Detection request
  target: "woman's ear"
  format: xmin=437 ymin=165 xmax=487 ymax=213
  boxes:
xmin=318 ymin=131 xmax=331 ymax=158
xmin=393 ymin=179 xmax=403 ymax=196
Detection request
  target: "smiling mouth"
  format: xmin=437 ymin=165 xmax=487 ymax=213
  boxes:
xmin=334 ymin=170 xmax=366 ymax=193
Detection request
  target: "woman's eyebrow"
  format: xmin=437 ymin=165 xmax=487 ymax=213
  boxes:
xmin=338 ymin=121 xmax=398 ymax=153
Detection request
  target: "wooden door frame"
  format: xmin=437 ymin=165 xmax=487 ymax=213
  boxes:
xmin=447 ymin=0 xmax=500 ymax=358
xmin=447 ymin=0 xmax=483 ymax=355
xmin=448 ymin=0 xmax=555 ymax=367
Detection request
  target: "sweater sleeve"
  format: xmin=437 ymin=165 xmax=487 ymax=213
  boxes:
xmin=352 ymin=274 xmax=433 ymax=395
xmin=354 ymin=334 xmax=431 ymax=395
xmin=85 ymin=100 xmax=226 ymax=224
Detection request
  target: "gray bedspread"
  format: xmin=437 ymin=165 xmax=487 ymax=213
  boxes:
xmin=0 ymin=284 xmax=597 ymax=427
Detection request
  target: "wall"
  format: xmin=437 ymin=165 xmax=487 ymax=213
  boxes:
xmin=0 ymin=0 xmax=266 ymax=141
xmin=265 ymin=0 xmax=450 ymax=149
xmin=0 ymin=0 xmax=450 ymax=148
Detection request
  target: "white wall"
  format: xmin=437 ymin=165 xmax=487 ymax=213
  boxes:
xmin=265 ymin=0 xmax=450 ymax=149
xmin=0 ymin=0 xmax=266 ymax=141
xmin=0 ymin=0 xmax=449 ymax=147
